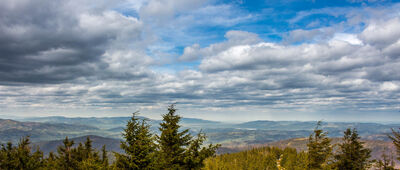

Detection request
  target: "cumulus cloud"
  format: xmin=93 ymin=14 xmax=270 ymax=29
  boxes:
xmin=182 ymin=17 xmax=400 ymax=112
xmin=359 ymin=18 xmax=400 ymax=48
xmin=179 ymin=30 xmax=261 ymax=61
xmin=283 ymin=28 xmax=336 ymax=44
xmin=1 ymin=0 xmax=400 ymax=120
xmin=0 ymin=0 xmax=150 ymax=85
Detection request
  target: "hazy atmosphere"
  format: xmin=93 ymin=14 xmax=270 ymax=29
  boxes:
xmin=1 ymin=0 xmax=400 ymax=122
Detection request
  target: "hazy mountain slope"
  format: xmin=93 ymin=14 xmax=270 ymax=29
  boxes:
xmin=32 ymin=135 xmax=122 ymax=155
xmin=3 ymin=116 xmax=400 ymax=151
xmin=0 ymin=119 xmax=99 ymax=143
xmin=235 ymin=121 xmax=398 ymax=140
xmin=19 ymin=116 xmax=137 ymax=129
xmin=20 ymin=116 xmax=222 ymax=130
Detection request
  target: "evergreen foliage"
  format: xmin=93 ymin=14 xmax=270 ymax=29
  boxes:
xmin=0 ymin=137 xmax=44 ymax=169
xmin=334 ymin=128 xmax=372 ymax=170
xmin=307 ymin=121 xmax=332 ymax=169
xmin=101 ymin=145 xmax=109 ymax=167
xmin=156 ymin=104 xmax=219 ymax=169
xmin=156 ymin=105 xmax=193 ymax=169
xmin=184 ymin=131 xmax=220 ymax=169
xmin=0 ymin=105 xmax=218 ymax=170
xmin=114 ymin=112 xmax=156 ymax=169
xmin=56 ymin=136 xmax=78 ymax=169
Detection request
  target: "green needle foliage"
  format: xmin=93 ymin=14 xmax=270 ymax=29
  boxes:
xmin=156 ymin=104 xmax=219 ymax=169
xmin=0 ymin=136 xmax=44 ymax=169
xmin=307 ymin=121 xmax=332 ymax=170
xmin=114 ymin=112 xmax=156 ymax=170
xmin=156 ymin=105 xmax=193 ymax=169
xmin=101 ymin=145 xmax=109 ymax=167
xmin=56 ymin=137 xmax=78 ymax=169
xmin=0 ymin=105 xmax=218 ymax=170
xmin=334 ymin=128 xmax=372 ymax=170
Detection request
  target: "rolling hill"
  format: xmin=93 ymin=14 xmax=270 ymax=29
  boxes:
xmin=32 ymin=135 xmax=122 ymax=155
xmin=0 ymin=119 xmax=99 ymax=143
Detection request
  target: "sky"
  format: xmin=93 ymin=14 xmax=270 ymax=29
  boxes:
xmin=1 ymin=0 xmax=400 ymax=122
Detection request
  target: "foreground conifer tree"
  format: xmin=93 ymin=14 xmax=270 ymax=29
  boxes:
xmin=114 ymin=112 xmax=156 ymax=169
xmin=156 ymin=105 xmax=192 ymax=169
xmin=0 ymin=137 xmax=44 ymax=169
xmin=156 ymin=104 xmax=219 ymax=169
xmin=101 ymin=145 xmax=109 ymax=167
xmin=56 ymin=137 xmax=78 ymax=169
xmin=307 ymin=121 xmax=332 ymax=169
xmin=334 ymin=128 xmax=371 ymax=170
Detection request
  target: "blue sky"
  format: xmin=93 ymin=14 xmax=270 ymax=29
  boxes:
xmin=0 ymin=0 xmax=400 ymax=122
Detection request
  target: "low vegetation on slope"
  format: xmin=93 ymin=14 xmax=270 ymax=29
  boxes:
xmin=205 ymin=123 xmax=400 ymax=170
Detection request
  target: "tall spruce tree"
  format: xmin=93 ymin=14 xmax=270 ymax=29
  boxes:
xmin=307 ymin=121 xmax=332 ymax=169
xmin=77 ymin=137 xmax=103 ymax=169
xmin=114 ymin=112 xmax=156 ymax=169
xmin=157 ymin=104 xmax=219 ymax=169
xmin=101 ymin=145 xmax=109 ymax=167
xmin=334 ymin=128 xmax=371 ymax=170
xmin=157 ymin=105 xmax=192 ymax=169
xmin=56 ymin=136 xmax=78 ymax=170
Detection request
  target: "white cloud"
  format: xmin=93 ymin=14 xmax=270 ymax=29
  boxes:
xmin=332 ymin=33 xmax=363 ymax=45
xmin=179 ymin=44 xmax=202 ymax=61
xmin=179 ymin=30 xmax=261 ymax=61
xmin=380 ymin=82 xmax=399 ymax=91
xmin=359 ymin=18 xmax=400 ymax=48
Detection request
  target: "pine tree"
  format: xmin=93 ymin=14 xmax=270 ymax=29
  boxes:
xmin=184 ymin=131 xmax=220 ymax=169
xmin=334 ymin=128 xmax=372 ymax=170
xmin=56 ymin=136 xmax=78 ymax=170
xmin=45 ymin=152 xmax=58 ymax=169
xmin=77 ymin=136 xmax=103 ymax=169
xmin=156 ymin=104 xmax=193 ymax=169
xmin=157 ymin=105 xmax=219 ymax=169
xmin=84 ymin=136 xmax=93 ymax=159
xmin=307 ymin=121 xmax=332 ymax=169
xmin=0 ymin=136 xmax=44 ymax=169
xmin=114 ymin=112 xmax=156 ymax=169
xmin=101 ymin=145 xmax=109 ymax=167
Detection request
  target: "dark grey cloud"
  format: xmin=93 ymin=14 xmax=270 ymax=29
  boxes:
xmin=0 ymin=0 xmax=147 ymax=85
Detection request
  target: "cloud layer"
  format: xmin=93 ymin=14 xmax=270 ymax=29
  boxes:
xmin=0 ymin=0 xmax=399 ymax=121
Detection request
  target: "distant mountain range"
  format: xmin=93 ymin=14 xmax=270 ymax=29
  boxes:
xmin=0 ymin=119 xmax=99 ymax=143
xmin=17 ymin=116 xmax=221 ymax=130
xmin=1 ymin=116 xmax=400 ymax=150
